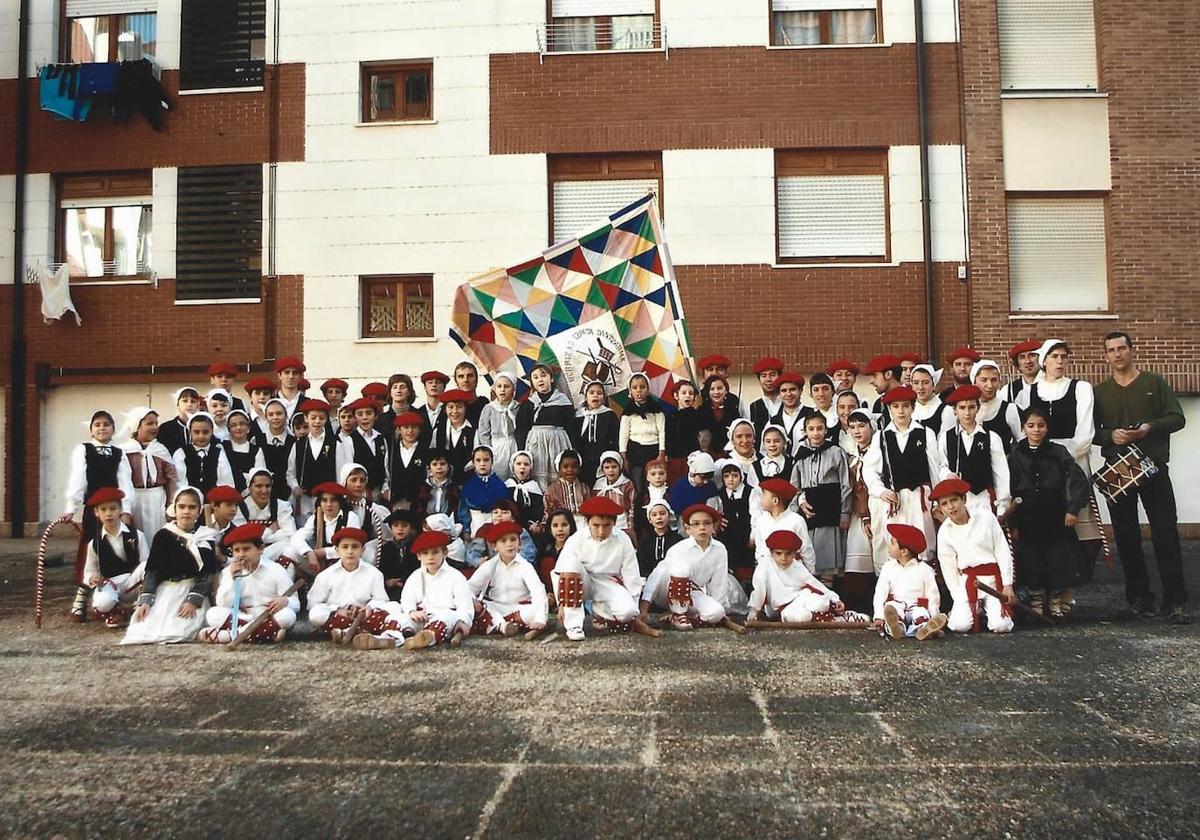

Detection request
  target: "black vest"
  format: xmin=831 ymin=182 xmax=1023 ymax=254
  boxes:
xmin=945 ymin=429 xmax=993 ymax=494
xmin=294 ymin=436 xmax=338 ymax=493
xmin=919 ymin=402 xmax=944 ymax=435
xmin=83 ymin=443 xmax=122 ymax=497
xmin=147 ymin=530 xmax=218 ymax=582
xmin=717 ymin=487 xmax=752 ymax=546
xmin=239 ymin=497 xmax=280 ymax=525
xmin=181 ymin=445 xmax=220 ymax=493
xmin=222 ymin=440 xmax=261 ymax=493
xmin=259 ymin=433 xmax=296 ymax=501
xmin=389 ymin=445 xmax=428 ymax=508
xmin=350 ymin=430 xmax=388 ymax=491
xmin=96 ymin=529 xmax=140 ymax=578
xmin=753 ymin=453 xmax=795 ymax=484
xmin=316 ymin=511 xmax=350 ymax=551
xmin=749 ymin=399 xmax=776 ymax=438
xmin=882 ymin=428 xmax=931 ymax=491
xmin=157 ymin=417 xmax=187 ymax=454
xmin=1028 ymin=380 xmax=1079 ymax=441
xmin=982 ymin=402 xmax=1016 ymax=453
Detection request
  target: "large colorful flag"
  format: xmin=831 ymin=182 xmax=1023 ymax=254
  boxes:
xmin=450 ymin=194 xmax=694 ymax=407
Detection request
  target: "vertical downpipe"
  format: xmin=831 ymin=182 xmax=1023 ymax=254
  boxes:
xmin=915 ymin=0 xmax=937 ymax=360
xmin=9 ymin=0 xmax=30 ymax=537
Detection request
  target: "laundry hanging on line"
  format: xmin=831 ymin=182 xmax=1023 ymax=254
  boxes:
xmin=38 ymin=59 xmax=171 ymax=131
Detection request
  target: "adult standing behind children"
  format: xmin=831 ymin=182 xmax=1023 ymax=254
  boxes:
xmin=1093 ymin=331 xmax=1190 ymax=624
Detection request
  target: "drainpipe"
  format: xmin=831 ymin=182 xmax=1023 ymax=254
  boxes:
xmin=9 ymin=0 xmax=30 ymax=537
xmin=915 ymin=0 xmax=936 ymax=360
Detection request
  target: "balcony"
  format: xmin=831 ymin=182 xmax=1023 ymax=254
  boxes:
xmin=537 ymin=19 xmax=667 ymax=60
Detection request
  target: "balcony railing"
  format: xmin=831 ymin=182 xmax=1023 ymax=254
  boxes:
xmin=26 ymin=260 xmax=156 ymax=285
xmin=538 ymin=21 xmax=667 ymax=60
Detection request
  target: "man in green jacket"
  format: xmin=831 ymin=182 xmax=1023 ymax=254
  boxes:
xmin=1093 ymin=332 xmax=1189 ymax=624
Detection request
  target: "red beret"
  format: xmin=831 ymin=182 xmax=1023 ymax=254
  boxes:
xmin=299 ymin=378 xmax=312 ymax=391
xmin=86 ymin=487 xmax=125 ymax=507
xmin=224 ymin=523 xmax=267 ymax=546
xmin=825 ymin=359 xmax=860 ymax=376
xmin=765 ymin=530 xmax=804 ymax=552
xmin=487 ymin=520 xmax=522 ymax=541
xmin=320 ymin=378 xmax=349 ymax=392
xmin=899 ymin=352 xmax=924 ymax=365
xmin=579 ymin=496 xmax=624 ymax=519
xmin=298 ymin=399 xmax=331 ymax=415
xmin=420 ymin=370 xmax=450 ymax=384
xmin=681 ymin=503 xmax=722 ymax=525
xmin=439 ymin=389 xmax=473 ymax=404
xmin=244 ymin=376 xmax=275 ymax=393
xmin=863 ymin=355 xmax=902 ymax=375
xmin=697 ymin=354 xmax=732 ymax=370
xmin=777 ymin=371 xmax=806 ymax=388
xmin=412 ymin=530 xmax=451 ymax=553
xmin=887 ymin=524 xmax=926 ymax=556
xmin=930 ymin=477 xmax=972 ymax=501
xmin=759 ymin=478 xmax=798 ymax=503
xmin=394 ymin=411 xmax=423 ymax=427
xmin=206 ymin=485 xmax=242 ymax=505
xmin=310 ymin=481 xmax=348 ymax=498
xmin=946 ymin=347 xmax=981 ymax=365
xmin=331 ymin=526 xmax=368 ymax=546
xmin=881 ymin=386 xmax=917 ymax=405
xmin=945 ymin=385 xmax=982 ymax=405
xmin=274 ymin=356 xmax=306 ymax=374
xmin=207 ymin=362 xmax=238 ymax=377
xmin=361 ymin=382 xmax=389 ymax=398
xmin=1008 ymin=339 xmax=1042 ymax=361
xmin=752 ymin=356 xmax=784 ymax=375
xmin=345 ymin=397 xmax=377 ymax=413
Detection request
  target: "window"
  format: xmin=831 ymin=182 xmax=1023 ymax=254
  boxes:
xmin=548 ymin=153 xmax=662 ymax=244
xmin=180 ymin=0 xmax=266 ymax=91
xmin=997 ymin=0 xmax=1098 ymax=91
xmin=361 ymin=275 xmax=435 ymax=338
xmin=57 ymin=172 xmax=153 ymax=280
xmin=361 ymin=62 xmax=432 ymax=123
xmin=176 ymin=164 xmax=263 ymax=302
xmin=770 ymin=1 xmax=879 ymax=46
xmin=547 ymin=1 xmax=658 ymax=52
xmin=1007 ymin=195 xmax=1109 ymax=313
xmin=63 ymin=1 xmax=157 ymax=63
xmin=775 ymin=149 xmax=888 ymax=263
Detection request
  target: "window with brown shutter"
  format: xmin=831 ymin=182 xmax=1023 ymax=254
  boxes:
xmin=180 ymin=0 xmax=266 ymax=91
xmin=361 ymin=62 xmax=433 ymax=123
xmin=775 ymin=149 xmax=889 ymax=263
xmin=769 ymin=1 xmax=881 ymax=47
xmin=548 ymin=153 xmax=662 ymax=245
xmin=57 ymin=171 xmax=154 ymax=281
xmin=361 ymin=275 xmax=435 ymax=339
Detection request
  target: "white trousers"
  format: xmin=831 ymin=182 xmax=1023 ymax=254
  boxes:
xmin=869 ymin=487 xmax=935 ymax=566
xmin=309 ymin=599 xmax=399 ymax=628
xmin=766 ymin=590 xmax=834 ymax=623
xmin=641 ymin=558 xmax=726 ymax=623
xmin=884 ymin=599 xmax=932 ymax=638
xmin=204 ymin=604 xmax=297 ymax=632
xmin=91 ymin=570 xmax=143 ymax=613
xmin=948 ymin=590 xmax=1014 ymax=634
xmin=479 ymin=601 xmax=545 ymax=632
xmin=552 ymin=567 xmax=639 ymax=633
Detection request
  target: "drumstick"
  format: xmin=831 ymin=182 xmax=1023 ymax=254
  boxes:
xmin=745 ymin=619 xmax=871 ymax=630
xmin=975 ymin=580 xmax=1057 ymax=626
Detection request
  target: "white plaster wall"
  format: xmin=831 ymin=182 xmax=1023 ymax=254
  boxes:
xmin=659 ymin=0 xmax=771 ymax=48
xmin=890 ymin=144 xmax=967 ymax=264
xmin=152 ymin=167 xmax=177 ymax=279
xmin=2 ymin=174 xmax=55 ymax=284
xmin=662 ymin=148 xmax=776 ymax=265
xmin=0 ymin=175 xmax=13 ymax=286
xmin=882 ymin=0 xmax=961 ymax=44
xmin=0 ymin=0 xmax=18 ymax=79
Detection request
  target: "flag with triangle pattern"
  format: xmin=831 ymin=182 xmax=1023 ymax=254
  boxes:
xmin=451 ymin=194 xmax=694 ymax=409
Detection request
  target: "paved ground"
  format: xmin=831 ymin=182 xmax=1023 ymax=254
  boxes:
xmin=1 ymin=536 xmax=1197 ymax=839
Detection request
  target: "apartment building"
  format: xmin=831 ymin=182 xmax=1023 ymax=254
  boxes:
xmin=1 ymin=0 xmax=1197 ymax=531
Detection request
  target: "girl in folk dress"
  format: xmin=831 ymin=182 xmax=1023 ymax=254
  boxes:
xmin=477 ymin=371 xmax=521 ymax=481
xmin=119 ymin=407 xmax=179 ymax=540
xmin=619 ymin=372 xmax=667 ymax=494
xmin=910 ymin=365 xmax=945 ymax=436
xmin=792 ymin=413 xmax=853 ymax=585
xmin=575 ymin=381 xmax=619 ymax=484
xmin=506 ymin=450 xmax=546 ymax=535
xmin=122 ymin=486 xmax=220 ymax=645
xmin=593 ymin=450 xmax=638 ymax=544
xmin=221 ymin=409 xmax=267 ymax=494
xmin=543 ymin=449 xmax=592 ymax=531
xmin=515 ymin=364 xmax=576 ymax=490
xmin=696 ymin=375 xmax=742 ymax=454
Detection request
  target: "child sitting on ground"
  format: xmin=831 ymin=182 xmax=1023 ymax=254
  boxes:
xmin=872 ymin=523 xmax=946 ymax=641
xmin=81 ymin=488 xmax=148 ymax=628
xmin=307 ymin=526 xmax=403 ymax=647
xmin=468 ymin=521 xmax=549 ymax=638
xmin=199 ymin=523 xmax=299 ymax=645
xmin=747 ymin=530 xmax=860 ymax=624
xmin=391 ymin=530 xmax=475 ymax=651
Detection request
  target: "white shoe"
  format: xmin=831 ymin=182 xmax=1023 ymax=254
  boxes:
xmin=566 ymin=626 xmax=585 ymax=641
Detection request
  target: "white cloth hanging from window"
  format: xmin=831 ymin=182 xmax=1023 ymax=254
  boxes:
xmin=38 ymin=263 xmax=82 ymax=325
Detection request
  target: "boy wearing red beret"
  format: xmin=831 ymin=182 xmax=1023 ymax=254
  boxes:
xmin=307 ymin=527 xmax=403 ymax=646
xmin=340 ymin=397 xmax=389 ymax=500
xmin=198 ymin=523 xmax=298 ymax=645
xmin=207 ymin=363 xmax=247 ymax=412
xmin=769 ymin=372 xmax=810 ymax=454
xmin=553 ymin=496 xmax=659 ymax=641
xmin=748 ymin=356 xmax=784 ymax=438
xmin=274 ymin=357 xmax=307 ymax=419
xmin=286 ymin=399 xmax=346 ymax=521
xmin=937 ymin=385 xmax=1011 ymax=519
xmin=389 ymin=411 xmax=429 ymax=511
xmin=747 ymin=531 xmax=856 ymax=624
xmin=434 ymin=389 xmax=477 ymax=484
xmin=932 ymin=478 xmax=1015 ymax=634
xmin=467 ymin=521 xmax=549 ymax=637
xmin=863 ymin=355 xmax=903 ymax=426
xmin=393 ymin=530 xmax=475 ymax=650
xmin=1004 ymin=339 xmax=1042 ymax=404
xmin=638 ymin=503 xmax=744 ymax=632
xmin=872 ymin=523 xmax=945 ymax=640
xmin=81 ymin=488 xmax=149 ymax=628
xmin=417 ymin=370 xmax=450 ymax=448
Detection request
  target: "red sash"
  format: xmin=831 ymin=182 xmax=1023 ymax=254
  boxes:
xmin=963 ymin=563 xmax=1008 ymax=632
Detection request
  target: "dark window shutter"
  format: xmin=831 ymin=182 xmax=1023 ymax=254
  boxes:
xmin=180 ymin=0 xmax=266 ymax=91
xmin=176 ymin=165 xmax=263 ymax=302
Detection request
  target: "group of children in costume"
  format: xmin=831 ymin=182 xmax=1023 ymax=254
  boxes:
xmin=63 ymin=337 xmax=1098 ymax=647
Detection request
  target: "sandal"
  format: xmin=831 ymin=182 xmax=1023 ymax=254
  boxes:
xmin=1027 ymin=589 xmax=1046 ymax=617
xmin=1049 ymin=593 xmax=1066 ymax=619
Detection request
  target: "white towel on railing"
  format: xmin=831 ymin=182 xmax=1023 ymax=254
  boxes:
xmin=37 ymin=263 xmax=81 ymax=325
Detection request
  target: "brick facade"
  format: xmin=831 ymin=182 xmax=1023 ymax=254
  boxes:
xmin=0 ymin=64 xmax=305 ymax=175
xmin=490 ymin=44 xmax=963 ymax=155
